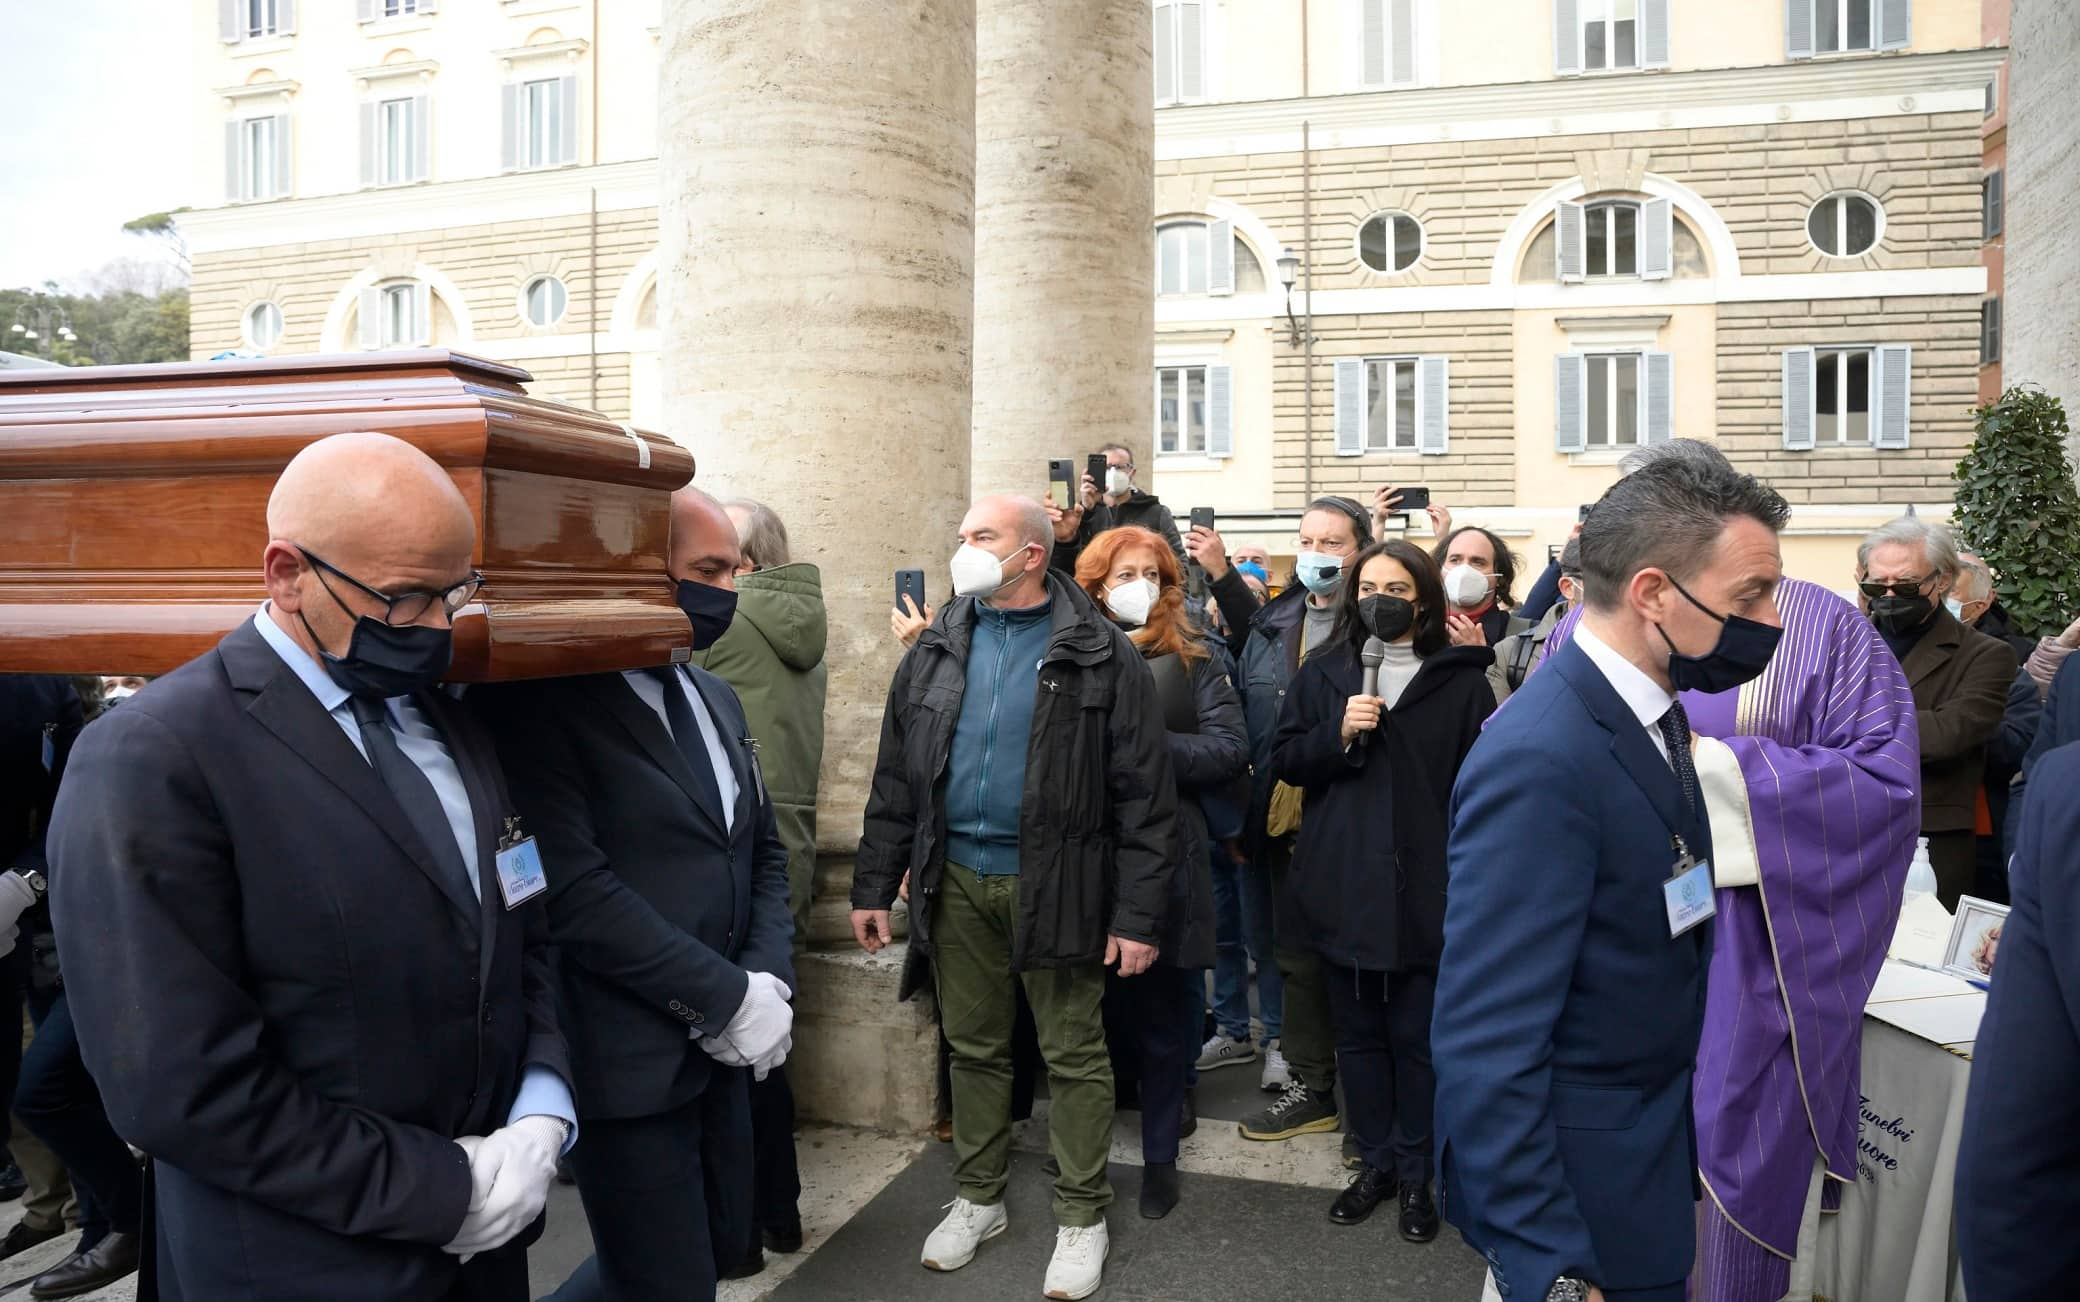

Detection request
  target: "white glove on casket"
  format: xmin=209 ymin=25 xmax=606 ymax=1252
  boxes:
xmin=442 ymin=1115 xmax=565 ymax=1257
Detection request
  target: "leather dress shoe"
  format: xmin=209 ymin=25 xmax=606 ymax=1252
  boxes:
xmin=0 ymin=1219 xmax=62 ymax=1262
xmin=764 ymin=1215 xmax=804 ymax=1254
xmin=719 ymin=1245 xmax=765 ymax=1281
xmin=30 ymin=1230 xmax=141 ymax=1300
xmin=1328 ymin=1165 xmax=1397 ymax=1226
xmin=1399 ymin=1181 xmax=1440 ymax=1243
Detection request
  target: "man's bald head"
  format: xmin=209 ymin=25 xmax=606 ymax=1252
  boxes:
xmin=964 ymin=494 xmax=1055 ymax=560
xmin=669 ymin=485 xmax=743 ymax=589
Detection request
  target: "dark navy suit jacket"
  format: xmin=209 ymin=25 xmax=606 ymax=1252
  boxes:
xmin=1433 ymin=636 xmax=1713 ymax=1299
xmin=1957 ymin=740 xmax=2080 ymax=1297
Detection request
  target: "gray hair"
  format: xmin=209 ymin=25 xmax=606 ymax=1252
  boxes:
xmin=1579 ymin=457 xmax=1791 ymax=611
xmin=724 ymin=497 xmax=791 ymax=569
xmin=1855 ymin=517 xmax=1960 ymax=582
xmin=1617 ymin=437 xmax=1735 ymax=478
xmin=1953 ymin=553 xmax=1993 ymax=603
xmin=1559 ymin=536 xmax=1583 ymax=578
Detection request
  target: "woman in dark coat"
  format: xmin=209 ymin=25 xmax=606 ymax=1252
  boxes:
xmin=1075 ymin=526 xmax=1248 ymax=1220
xmin=1269 ymin=540 xmax=1494 ymax=1240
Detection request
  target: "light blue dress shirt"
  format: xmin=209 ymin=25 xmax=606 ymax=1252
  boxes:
xmin=621 ymin=666 xmax=740 ymax=832
xmin=252 ymin=608 xmax=577 ymax=1145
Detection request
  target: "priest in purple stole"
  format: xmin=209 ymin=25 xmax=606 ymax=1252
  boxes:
xmin=1546 ymin=576 xmax=1920 ymax=1300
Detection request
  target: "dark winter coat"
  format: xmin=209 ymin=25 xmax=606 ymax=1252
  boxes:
xmin=852 ymin=573 xmax=1179 ymax=971
xmin=1149 ymin=639 xmax=1250 ymax=970
xmin=1269 ymin=641 xmax=1496 ymax=973
xmin=1053 ymin=490 xmax=1187 ymax=573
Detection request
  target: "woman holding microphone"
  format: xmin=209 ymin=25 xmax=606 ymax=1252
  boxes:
xmin=1268 ymin=540 xmax=1495 ymax=1239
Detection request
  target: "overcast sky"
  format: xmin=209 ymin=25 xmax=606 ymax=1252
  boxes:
xmin=0 ymin=0 xmax=191 ymax=292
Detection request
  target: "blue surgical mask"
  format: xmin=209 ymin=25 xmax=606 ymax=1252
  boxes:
xmin=1294 ymin=551 xmax=1344 ymax=597
xmin=1943 ymin=597 xmax=1965 ymax=621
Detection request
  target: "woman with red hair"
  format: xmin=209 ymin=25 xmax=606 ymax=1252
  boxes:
xmin=1072 ymin=526 xmax=1248 ymax=1219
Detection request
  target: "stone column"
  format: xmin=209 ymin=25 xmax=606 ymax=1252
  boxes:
xmin=658 ymin=0 xmax=976 ymax=1131
xmin=970 ymin=0 xmax=1155 ymax=498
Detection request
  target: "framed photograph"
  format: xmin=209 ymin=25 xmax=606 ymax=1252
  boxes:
xmin=1942 ymin=895 xmax=2012 ymax=981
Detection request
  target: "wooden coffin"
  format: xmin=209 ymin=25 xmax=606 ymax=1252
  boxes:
xmin=0 ymin=350 xmax=694 ymax=680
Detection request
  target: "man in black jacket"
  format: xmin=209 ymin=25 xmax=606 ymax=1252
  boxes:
xmin=481 ymin=486 xmax=796 ymax=1301
xmin=49 ymin=432 xmax=573 ymax=1301
xmin=850 ymin=494 xmax=1177 ymax=1302
xmin=1047 ymin=443 xmax=1186 ymax=573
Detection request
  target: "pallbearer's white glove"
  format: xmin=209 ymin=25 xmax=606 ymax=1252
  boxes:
xmin=441 ymin=1115 xmax=565 ymax=1258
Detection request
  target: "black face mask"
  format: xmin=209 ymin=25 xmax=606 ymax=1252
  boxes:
xmin=1869 ymin=593 xmax=1936 ymax=637
xmin=1654 ymin=576 xmax=1782 ymax=696
xmin=675 ymin=578 xmax=739 ymax=650
xmin=301 ymin=609 xmax=454 ymax=700
xmin=1359 ymin=594 xmax=1416 ymax=644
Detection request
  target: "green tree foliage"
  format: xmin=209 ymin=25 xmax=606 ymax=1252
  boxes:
xmin=1 ymin=284 xmax=189 ymax=366
xmin=1952 ymin=386 xmax=2080 ymax=638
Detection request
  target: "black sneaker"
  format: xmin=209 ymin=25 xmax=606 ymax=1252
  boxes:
xmin=1398 ymin=1181 xmax=1439 ymax=1242
xmin=1237 ymin=1080 xmax=1338 ymax=1141
xmin=1329 ymin=1166 xmax=1397 ymax=1225
xmin=0 ymin=1220 xmax=62 ymax=1262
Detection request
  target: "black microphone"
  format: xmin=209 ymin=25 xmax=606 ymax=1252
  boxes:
xmin=1358 ymin=636 xmax=1387 ymax=747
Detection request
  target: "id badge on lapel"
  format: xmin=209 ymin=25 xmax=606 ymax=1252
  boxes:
xmin=1663 ymin=834 xmax=1715 ymax=938
xmin=493 ymin=816 xmax=549 ymax=910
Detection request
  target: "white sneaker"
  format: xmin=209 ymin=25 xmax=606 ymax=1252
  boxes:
xmin=1043 ymin=1222 xmax=1110 ymax=1300
xmin=921 ymin=1196 xmax=1008 ymax=1272
xmin=1194 ymin=1032 xmax=1257 ymax=1072
xmin=1260 ymin=1039 xmax=1292 ymax=1092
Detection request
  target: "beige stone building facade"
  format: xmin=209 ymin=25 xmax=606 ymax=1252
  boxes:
xmin=184 ymin=0 xmax=2002 ymax=584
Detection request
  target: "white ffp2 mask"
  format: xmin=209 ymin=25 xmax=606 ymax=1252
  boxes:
xmin=951 ymin=542 xmax=1022 ymax=598
xmin=1443 ymin=564 xmax=1491 ymax=608
xmin=1103 ymin=578 xmax=1160 ymax=627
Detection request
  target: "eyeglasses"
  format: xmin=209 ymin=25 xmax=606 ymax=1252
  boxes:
xmin=300 ymin=548 xmax=484 ymax=626
xmin=1857 ymin=576 xmax=1933 ymax=600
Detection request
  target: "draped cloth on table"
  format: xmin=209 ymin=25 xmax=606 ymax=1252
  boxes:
xmin=1543 ymin=580 xmax=1921 ymax=1300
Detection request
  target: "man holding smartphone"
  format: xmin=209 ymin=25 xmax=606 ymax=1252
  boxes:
xmin=1046 ymin=444 xmax=1185 ymax=573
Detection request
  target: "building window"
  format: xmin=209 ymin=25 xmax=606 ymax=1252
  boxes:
xmin=1158 ymin=366 xmax=1208 ymax=453
xmin=1807 ymin=192 xmax=1881 ymax=257
xmin=381 ymin=284 xmax=416 ymax=348
xmin=1359 ymin=0 xmax=1416 ymax=89
xmin=1584 ymin=354 xmax=1642 ymax=447
xmin=246 ymin=0 xmax=281 ymax=38
xmin=1814 ymin=348 xmax=1871 ymax=443
xmin=503 ymin=77 xmax=577 ymax=171
xmin=1555 ymin=351 xmax=1670 ymax=451
xmin=525 ymin=276 xmax=568 ymax=327
xmin=1365 ymin=358 xmax=1419 ymax=451
xmin=1982 ymin=298 xmax=2002 ymax=365
xmin=1154 ymin=1 xmax=1206 ymax=105
xmin=376 ymin=96 xmax=425 ymax=186
xmin=1357 ymin=212 xmax=1422 ymax=274
xmin=1156 ymin=219 xmax=1237 ymax=296
xmin=229 ymin=114 xmax=290 ymax=202
xmin=1583 ymin=201 xmax=1639 ymax=277
xmin=1581 ymin=0 xmax=1639 ymax=71
xmin=384 ymin=0 xmax=426 ymax=15
xmin=1818 ymin=0 xmax=1874 ymax=52
xmin=1984 ymin=170 xmax=2004 ymax=240
xmin=1986 ymin=71 xmax=1999 ymax=117
xmin=359 ymin=281 xmax=429 ymax=350
xmin=1788 ymin=0 xmax=1906 ymax=57
xmin=244 ymin=301 xmax=283 ymax=349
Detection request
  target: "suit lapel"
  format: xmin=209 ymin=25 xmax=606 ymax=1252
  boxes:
xmin=1901 ymin=612 xmax=1963 ymax=689
xmin=222 ymin=624 xmax=477 ymax=921
xmin=419 ymin=690 xmax=502 ymax=984
xmin=1549 ymin=641 xmax=1689 ymax=840
xmin=685 ymin=671 xmax=752 ymax=836
xmin=582 ymin=673 xmax=730 ymax=840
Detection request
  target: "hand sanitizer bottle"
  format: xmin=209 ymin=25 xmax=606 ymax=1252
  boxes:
xmin=1902 ymin=836 xmax=1937 ymax=905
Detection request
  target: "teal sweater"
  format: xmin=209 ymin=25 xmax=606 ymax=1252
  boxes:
xmin=944 ymin=597 xmax=1052 ymax=874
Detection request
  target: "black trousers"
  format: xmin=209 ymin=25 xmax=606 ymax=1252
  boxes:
xmin=1324 ymin=963 xmax=1436 ymax=1187
xmin=748 ymin=1064 xmax=801 ymax=1234
xmin=1102 ymin=965 xmax=1200 ymax=1164
xmin=14 ymin=993 xmax=141 ymax=1245
xmin=566 ymin=1071 xmax=753 ymax=1302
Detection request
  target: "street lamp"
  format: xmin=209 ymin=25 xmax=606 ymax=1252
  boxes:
xmin=9 ymin=301 xmax=77 ymax=358
xmin=1277 ymin=252 xmax=1307 ymax=348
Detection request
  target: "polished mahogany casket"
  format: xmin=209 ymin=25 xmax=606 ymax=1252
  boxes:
xmin=0 ymin=350 xmax=693 ymax=679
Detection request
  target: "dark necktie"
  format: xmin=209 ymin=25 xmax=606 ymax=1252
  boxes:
xmin=1657 ymin=697 xmax=1700 ymax=814
xmin=348 ymin=695 xmax=478 ymax=912
xmin=644 ymin=667 xmax=727 ymax=826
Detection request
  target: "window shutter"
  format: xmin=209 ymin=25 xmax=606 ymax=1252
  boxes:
xmin=419 ymin=0 xmax=438 ymax=12
xmin=1362 ymin=0 xmax=1386 ymax=86
xmin=359 ymin=103 xmax=378 ymax=187
xmin=225 ymin=120 xmax=242 ymax=201
xmin=1555 ymin=355 xmax=1586 ymax=453
xmin=412 ymin=283 xmax=432 ymax=347
xmin=1986 ymin=170 xmax=2004 ymax=238
xmin=1873 ymin=345 xmax=1911 ymax=449
xmin=1207 ymin=365 xmax=1234 ymax=457
xmin=219 ymin=0 xmax=241 ymax=41
xmin=1555 ymin=201 xmax=1586 ymax=282
xmin=357 ymin=0 xmax=377 ymax=23
xmin=279 ymin=0 xmax=296 ymax=35
xmin=1641 ymin=0 xmax=1670 ymax=65
xmin=1781 ymin=348 xmax=1815 ymax=450
xmin=1390 ymin=0 xmax=1416 ymax=86
xmin=358 ymin=288 xmax=383 ymax=349
xmin=500 ymin=83 xmax=521 ymax=171
xmin=272 ymin=114 xmax=292 ymax=199
xmin=1877 ymin=0 xmax=1909 ymax=50
xmin=1644 ymin=351 xmax=1674 ymax=443
xmin=412 ymin=95 xmax=431 ymax=181
xmin=1334 ymin=359 xmax=1365 ymax=456
xmin=1639 ymin=198 xmax=1673 ymax=280
xmin=559 ymin=76 xmax=580 ymax=164
xmin=1417 ymin=355 xmax=1449 ymax=455
xmin=1178 ymin=1 xmax=1205 ymax=101
xmin=1982 ymin=299 xmax=2001 ymax=363
xmin=1208 ymin=219 xmax=1235 ymax=295
xmin=1553 ymin=0 xmax=1580 ymax=76
xmin=1154 ymin=3 xmax=1177 ymax=102
xmin=1785 ymin=0 xmax=1814 ymax=59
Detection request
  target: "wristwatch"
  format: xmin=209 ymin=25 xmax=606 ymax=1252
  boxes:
xmin=1547 ymin=1278 xmax=1592 ymax=1302
xmin=8 ymin=869 xmax=45 ymax=898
